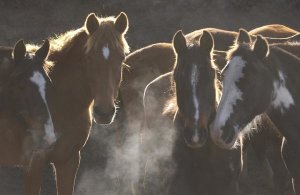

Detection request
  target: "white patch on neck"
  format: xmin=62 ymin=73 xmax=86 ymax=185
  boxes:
xmin=30 ymin=71 xmax=56 ymax=144
xmin=271 ymin=71 xmax=295 ymax=114
xmin=102 ymin=45 xmax=110 ymax=60
xmin=213 ymin=56 xmax=246 ymax=130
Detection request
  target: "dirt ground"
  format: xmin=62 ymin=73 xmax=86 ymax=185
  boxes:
xmin=0 ymin=0 xmax=299 ymax=194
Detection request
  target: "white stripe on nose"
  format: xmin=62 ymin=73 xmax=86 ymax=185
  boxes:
xmin=191 ymin=64 xmax=200 ymax=142
xmin=30 ymin=71 xmax=56 ymax=144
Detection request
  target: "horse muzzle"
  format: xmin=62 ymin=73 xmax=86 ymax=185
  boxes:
xmin=209 ymin=123 xmax=238 ymax=149
xmin=93 ymin=106 xmax=116 ymax=125
xmin=183 ymin=126 xmax=208 ymax=148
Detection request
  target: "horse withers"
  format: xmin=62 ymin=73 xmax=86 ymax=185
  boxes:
xmin=210 ymin=29 xmax=300 ymax=194
xmin=0 ymin=39 xmax=54 ymax=194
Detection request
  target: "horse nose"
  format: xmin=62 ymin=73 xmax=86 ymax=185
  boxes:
xmin=93 ymin=106 xmax=116 ymax=125
xmin=93 ymin=106 xmax=115 ymax=118
xmin=183 ymin=125 xmax=207 ymax=148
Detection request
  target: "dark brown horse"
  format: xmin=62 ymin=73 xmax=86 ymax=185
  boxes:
xmin=210 ymin=30 xmax=300 ymax=194
xmin=25 ymin=12 xmax=130 ymax=195
xmin=142 ymin=30 xmax=241 ymax=195
xmin=0 ymin=39 xmax=53 ymax=194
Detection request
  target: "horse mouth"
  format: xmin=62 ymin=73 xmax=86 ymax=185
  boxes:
xmin=184 ymin=138 xmax=206 ymax=148
xmin=93 ymin=112 xmax=116 ymax=125
xmin=92 ymin=106 xmax=116 ymax=125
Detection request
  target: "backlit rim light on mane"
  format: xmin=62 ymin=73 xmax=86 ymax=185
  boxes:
xmin=30 ymin=71 xmax=56 ymax=144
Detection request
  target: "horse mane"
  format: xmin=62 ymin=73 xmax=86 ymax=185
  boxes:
xmin=24 ymin=44 xmax=54 ymax=75
xmin=84 ymin=16 xmax=130 ymax=55
xmin=49 ymin=28 xmax=87 ymax=56
xmin=226 ymin=40 xmax=253 ymax=62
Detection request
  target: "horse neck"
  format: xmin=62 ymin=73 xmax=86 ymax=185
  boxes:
xmin=265 ymin=48 xmax=300 ymax=137
xmin=48 ymin=37 xmax=93 ymax=113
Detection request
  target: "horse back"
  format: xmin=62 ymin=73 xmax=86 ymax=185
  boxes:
xmin=249 ymin=24 xmax=299 ymax=38
xmin=185 ymin=28 xmax=238 ymax=51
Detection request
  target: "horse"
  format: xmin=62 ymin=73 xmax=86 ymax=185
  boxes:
xmin=210 ymin=29 xmax=300 ymax=194
xmin=142 ymin=30 xmax=242 ymax=195
xmin=0 ymin=39 xmax=54 ymax=194
xmin=25 ymin=12 xmax=129 ymax=195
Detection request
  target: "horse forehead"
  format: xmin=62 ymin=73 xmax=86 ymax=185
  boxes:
xmin=224 ymin=56 xmax=246 ymax=81
xmin=214 ymin=56 xmax=246 ymax=129
xmin=29 ymin=71 xmax=47 ymax=101
xmin=102 ymin=44 xmax=110 ymax=60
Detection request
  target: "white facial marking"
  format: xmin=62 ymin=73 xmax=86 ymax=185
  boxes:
xmin=191 ymin=64 xmax=199 ymax=121
xmin=102 ymin=45 xmax=110 ymax=60
xmin=192 ymin=132 xmax=199 ymax=143
xmin=213 ymin=56 xmax=246 ymax=131
xmin=30 ymin=71 xmax=56 ymax=144
xmin=271 ymin=71 xmax=295 ymax=114
xmin=191 ymin=64 xmax=200 ymax=142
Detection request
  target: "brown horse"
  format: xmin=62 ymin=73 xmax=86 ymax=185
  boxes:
xmin=0 ymin=39 xmax=53 ymax=193
xmin=26 ymin=12 xmax=129 ymax=195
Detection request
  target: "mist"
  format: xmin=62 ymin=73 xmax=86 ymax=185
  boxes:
xmin=76 ymin=93 xmax=177 ymax=195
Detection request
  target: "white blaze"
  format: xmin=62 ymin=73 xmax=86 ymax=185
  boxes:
xmin=271 ymin=71 xmax=295 ymax=113
xmin=102 ymin=45 xmax=110 ymax=60
xmin=191 ymin=64 xmax=200 ymax=142
xmin=30 ymin=71 xmax=56 ymax=144
xmin=212 ymin=56 xmax=246 ymax=131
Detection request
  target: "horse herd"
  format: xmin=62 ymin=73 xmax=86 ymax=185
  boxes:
xmin=0 ymin=11 xmax=300 ymax=195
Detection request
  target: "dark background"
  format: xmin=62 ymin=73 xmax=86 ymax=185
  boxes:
xmin=1 ymin=0 xmax=300 ymax=48
xmin=0 ymin=0 xmax=299 ymax=194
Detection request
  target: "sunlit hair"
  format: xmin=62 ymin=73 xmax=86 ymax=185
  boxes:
xmin=84 ymin=16 xmax=130 ymax=55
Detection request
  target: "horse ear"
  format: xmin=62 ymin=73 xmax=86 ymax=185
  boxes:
xmin=85 ymin=13 xmax=99 ymax=35
xmin=12 ymin=39 xmax=26 ymax=64
xmin=236 ymin=28 xmax=251 ymax=44
xmin=253 ymin=35 xmax=269 ymax=58
xmin=200 ymin=30 xmax=214 ymax=53
xmin=173 ymin=30 xmax=187 ymax=55
xmin=115 ymin=12 xmax=128 ymax=34
xmin=35 ymin=39 xmax=50 ymax=63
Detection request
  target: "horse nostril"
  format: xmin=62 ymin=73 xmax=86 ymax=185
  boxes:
xmin=93 ymin=106 xmax=102 ymax=116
